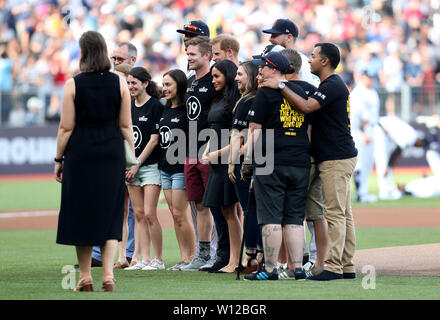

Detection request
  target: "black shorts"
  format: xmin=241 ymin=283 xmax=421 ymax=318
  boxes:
xmin=254 ymin=165 xmax=309 ymax=226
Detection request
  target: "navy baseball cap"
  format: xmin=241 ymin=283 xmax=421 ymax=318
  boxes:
xmin=252 ymin=51 xmax=290 ymax=73
xmin=176 ymin=20 xmax=210 ymax=37
xmin=252 ymin=44 xmax=284 ymax=59
xmin=263 ymin=19 xmax=299 ymax=37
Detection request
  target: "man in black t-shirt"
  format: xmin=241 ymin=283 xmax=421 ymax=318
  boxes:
xmin=243 ymin=51 xmax=310 ymax=281
xmin=179 ymin=36 xmax=217 ymax=271
xmin=261 ymin=43 xmax=358 ymax=281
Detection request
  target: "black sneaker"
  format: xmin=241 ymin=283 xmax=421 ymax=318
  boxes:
xmin=294 ymin=268 xmax=306 ymax=280
xmin=307 ymin=270 xmax=343 ymax=281
xmin=343 ymin=272 xmax=356 ymax=279
xmin=243 ymin=268 xmax=278 ymax=281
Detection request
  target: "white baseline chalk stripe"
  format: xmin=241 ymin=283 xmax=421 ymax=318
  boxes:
xmin=0 ymin=211 xmax=58 ymax=218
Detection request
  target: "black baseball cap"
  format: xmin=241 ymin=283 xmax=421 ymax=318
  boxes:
xmin=176 ymin=20 xmax=210 ymax=37
xmin=252 ymin=44 xmax=284 ymax=59
xmin=252 ymin=51 xmax=290 ymax=73
xmin=263 ymin=19 xmax=299 ymax=37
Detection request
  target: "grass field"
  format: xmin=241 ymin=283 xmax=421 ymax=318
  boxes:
xmin=1 ymin=173 xmax=440 ymax=211
xmin=1 ymin=172 xmax=439 ymax=302
xmin=0 ymin=227 xmax=439 ymax=300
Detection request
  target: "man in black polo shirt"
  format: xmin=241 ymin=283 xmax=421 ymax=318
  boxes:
xmin=243 ymin=52 xmax=310 ymax=281
xmin=261 ymin=43 xmax=358 ymax=281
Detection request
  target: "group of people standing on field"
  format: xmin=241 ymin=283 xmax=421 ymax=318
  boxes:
xmin=55 ymin=17 xmax=359 ymax=292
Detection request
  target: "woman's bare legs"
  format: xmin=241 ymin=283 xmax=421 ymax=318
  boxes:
xmin=219 ymin=203 xmax=242 ymax=273
xmin=143 ymin=184 xmax=162 ymax=260
xmin=128 ymin=185 xmax=151 ymax=263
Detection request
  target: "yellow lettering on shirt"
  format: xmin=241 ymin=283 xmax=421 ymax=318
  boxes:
xmin=280 ymin=98 xmax=304 ymax=130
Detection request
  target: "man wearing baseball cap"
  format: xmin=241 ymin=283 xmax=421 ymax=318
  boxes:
xmin=261 ymin=43 xmax=358 ymax=281
xmin=263 ymin=18 xmax=319 ymax=86
xmin=177 ymin=20 xmax=210 ymax=41
xmin=242 ymin=51 xmax=310 ymax=281
xmin=263 ymin=18 xmax=320 ymax=274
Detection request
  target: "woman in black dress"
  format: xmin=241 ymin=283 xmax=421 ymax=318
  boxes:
xmin=55 ymin=31 xmax=134 ymax=292
xmin=201 ymin=60 xmax=240 ymax=273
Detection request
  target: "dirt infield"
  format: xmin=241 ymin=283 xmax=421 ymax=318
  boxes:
xmin=1 ymin=206 xmax=439 ymax=276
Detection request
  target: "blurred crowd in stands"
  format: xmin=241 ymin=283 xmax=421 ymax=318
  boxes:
xmin=1 ymin=0 xmax=440 ymax=127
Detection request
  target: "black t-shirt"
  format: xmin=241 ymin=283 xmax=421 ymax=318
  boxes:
xmin=247 ymin=82 xmax=310 ymax=168
xmin=158 ymin=105 xmax=188 ymax=174
xmin=184 ymin=72 xmax=216 ymax=158
xmin=309 ymin=74 xmax=358 ymax=163
xmin=131 ymin=97 xmax=163 ymax=166
xmin=232 ymin=96 xmax=254 ymax=132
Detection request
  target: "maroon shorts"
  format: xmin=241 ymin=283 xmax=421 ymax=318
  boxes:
xmin=184 ymin=157 xmax=210 ymax=201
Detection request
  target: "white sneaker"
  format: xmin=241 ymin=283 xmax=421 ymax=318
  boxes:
xmin=303 ymin=261 xmax=314 ymax=273
xmin=124 ymin=260 xmax=150 ymax=270
xmin=200 ymin=257 xmax=216 ymax=270
xmin=142 ymin=258 xmax=165 ymax=270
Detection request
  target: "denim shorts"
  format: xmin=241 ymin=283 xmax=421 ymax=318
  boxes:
xmin=160 ymin=171 xmax=186 ymax=190
xmin=129 ymin=163 xmax=161 ymax=187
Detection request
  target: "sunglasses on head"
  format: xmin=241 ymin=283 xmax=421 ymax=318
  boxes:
xmin=184 ymin=24 xmax=202 ymax=33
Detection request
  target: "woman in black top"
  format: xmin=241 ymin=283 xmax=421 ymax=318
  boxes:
xmin=228 ymin=61 xmax=262 ymax=274
xmin=201 ymin=60 xmax=240 ymax=273
xmin=159 ymin=69 xmax=196 ymax=270
xmin=55 ymin=31 xmax=134 ymax=292
xmin=125 ymin=67 xmax=164 ymax=271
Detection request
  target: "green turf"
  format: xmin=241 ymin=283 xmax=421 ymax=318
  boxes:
xmin=1 ymin=173 xmax=439 ymax=212
xmin=0 ymin=228 xmax=439 ymax=300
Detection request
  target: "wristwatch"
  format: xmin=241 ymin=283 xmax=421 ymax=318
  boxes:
xmin=54 ymin=157 xmax=64 ymax=163
xmin=278 ymin=82 xmax=286 ymax=90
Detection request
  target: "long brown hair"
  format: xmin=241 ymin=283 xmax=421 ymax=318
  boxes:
xmin=79 ymin=31 xmax=111 ymax=73
xmin=128 ymin=67 xmax=160 ymax=99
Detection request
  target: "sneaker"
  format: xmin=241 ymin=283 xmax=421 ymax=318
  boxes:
xmin=167 ymin=261 xmax=188 ymax=271
xmin=124 ymin=260 xmax=149 ymax=270
xmin=199 ymin=257 xmax=216 ymax=270
xmin=179 ymin=256 xmax=207 ymax=271
xmin=294 ymin=268 xmax=306 ymax=280
xmin=279 ymin=269 xmax=295 ymax=280
xmin=343 ymin=272 xmax=356 ymax=279
xmin=244 ymin=268 xmax=278 ymax=281
xmin=303 ymin=261 xmax=314 ymax=273
xmin=307 ymin=270 xmax=343 ymax=281
xmin=306 ymin=265 xmax=324 ymax=277
xmin=142 ymin=258 xmax=165 ymax=270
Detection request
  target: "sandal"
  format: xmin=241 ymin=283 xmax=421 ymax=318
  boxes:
xmin=101 ymin=277 xmax=115 ymax=292
xmin=234 ymin=251 xmax=258 ymax=274
xmin=73 ymin=277 xmax=93 ymax=292
xmin=114 ymin=260 xmax=129 ymax=269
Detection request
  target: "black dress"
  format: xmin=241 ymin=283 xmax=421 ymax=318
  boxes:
xmin=56 ymin=71 xmax=125 ymax=246
xmin=202 ymin=98 xmax=237 ymax=207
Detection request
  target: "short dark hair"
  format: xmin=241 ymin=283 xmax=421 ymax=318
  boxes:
xmin=79 ymin=31 xmax=111 ymax=72
xmin=128 ymin=67 xmax=160 ymax=99
xmin=162 ymin=69 xmax=187 ymax=108
xmin=314 ymin=42 xmax=340 ymax=69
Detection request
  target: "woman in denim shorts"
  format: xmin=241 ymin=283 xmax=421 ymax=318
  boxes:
xmin=159 ymin=69 xmax=196 ymax=270
xmin=125 ymin=67 xmax=164 ymax=271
